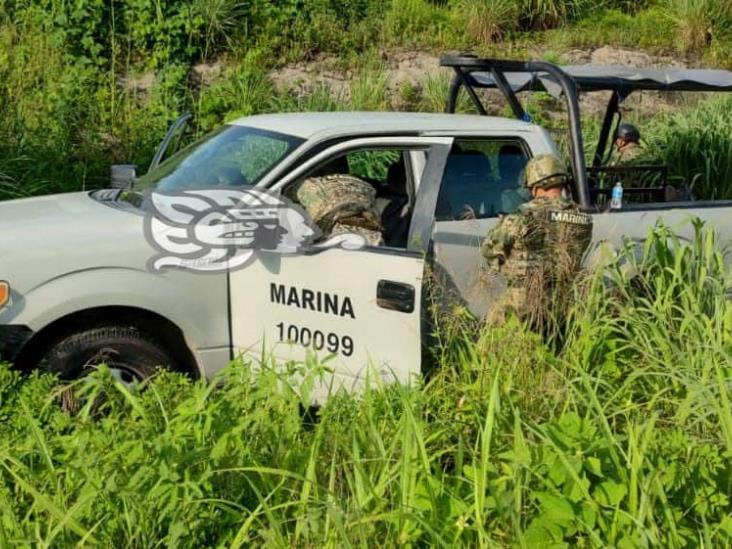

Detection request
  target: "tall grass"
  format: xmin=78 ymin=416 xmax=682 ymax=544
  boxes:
xmin=664 ymin=0 xmax=731 ymax=54
xmin=349 ymin=68 xmax=391 ymax=110
xmin=457 ymin=0 xmax=518 ymax=43
xmin=646 ymin=95 xmax=732 ymax=200
xmin=521 ymin=0 xmax=593 ymax=29
xmin=196 ymin=0 xmax=249 ymax=61
xmin=1 ymin=220 xmax=732 ymax=546
xmin=382 ymin=0 xmax=454 ymax=46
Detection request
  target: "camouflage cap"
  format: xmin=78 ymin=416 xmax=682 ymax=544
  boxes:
xmin=522 ymin=154 xmax=568 ymax=189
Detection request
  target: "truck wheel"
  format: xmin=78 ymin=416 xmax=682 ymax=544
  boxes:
xmin=37 ymin=325 xmax=177 ymax=385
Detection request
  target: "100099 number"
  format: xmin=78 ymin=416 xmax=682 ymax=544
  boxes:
xmin=276 ymin=322 xmax=354 ymax=357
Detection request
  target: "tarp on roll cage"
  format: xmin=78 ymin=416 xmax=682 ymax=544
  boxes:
xmin=468 ymin=66 xmax=732 ymax=97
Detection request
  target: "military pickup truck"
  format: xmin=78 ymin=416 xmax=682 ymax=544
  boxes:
xmin=2 ymin=56 xmax=732 ymax=398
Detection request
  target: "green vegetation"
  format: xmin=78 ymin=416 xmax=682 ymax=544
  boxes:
xmin=1 ymin=0 xmax=732 ymax=201
xmin=2 ymin=221 xmax=732 ymax=546
xmin=3 ymin=4 xmax=732 ymax=545
xmin=647 ymin=96 xmax=732 ymax=199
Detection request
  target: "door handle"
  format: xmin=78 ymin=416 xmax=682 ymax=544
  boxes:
xmin=377 ymin=280 xmax=415 ymax=313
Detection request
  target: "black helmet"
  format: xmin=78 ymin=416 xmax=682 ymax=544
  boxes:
xmin=616 ymin=123 xmax=640 ymax=143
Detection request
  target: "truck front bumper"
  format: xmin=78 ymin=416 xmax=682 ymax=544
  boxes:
xmin=0 ymin=325 xmax=34 ymax=364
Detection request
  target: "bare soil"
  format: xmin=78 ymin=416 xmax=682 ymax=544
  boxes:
xmin=268 ymin=50 xmax=443 ymax=104
xmin=120 ymin=46 xmax=698 ymax=122
xmin=268 ymin=46 xmax=695 ymax=118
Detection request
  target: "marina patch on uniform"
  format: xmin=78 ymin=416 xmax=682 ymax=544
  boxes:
xmin=548 ymin=210 xmax=592 ymax=225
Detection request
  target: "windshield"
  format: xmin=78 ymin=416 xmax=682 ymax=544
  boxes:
xmin=135 ymin=125 xmax=303 ymax=191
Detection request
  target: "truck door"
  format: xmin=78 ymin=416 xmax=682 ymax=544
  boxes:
xmin=228 ymin=137 xmax=452 ymax=399
xmin=430 ymin=136 xmax=537 ymax=318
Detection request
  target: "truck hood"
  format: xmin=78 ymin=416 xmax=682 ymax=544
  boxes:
xmin=0 ymin=191 xmax=146 ymax=248
xmin=0 ymin=191 xmax=129 ymax=229
xmin=0 ymin=192 xmax=154 ymax=292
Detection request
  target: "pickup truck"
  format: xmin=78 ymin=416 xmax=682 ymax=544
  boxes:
xmin=1 ymin=56 xmax=731 ymax=398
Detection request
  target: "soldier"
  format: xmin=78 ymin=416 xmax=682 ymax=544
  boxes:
xmin=286 ymin=173 xmax=384 ymax=246
xmin=611 ymin=123 xmax=642 ymax=165
xmin=482 ymin=154 xmax=593 ymax=328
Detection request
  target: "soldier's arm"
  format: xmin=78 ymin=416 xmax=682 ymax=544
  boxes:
xmin=483 ymin=215 xmax=521 ymax=263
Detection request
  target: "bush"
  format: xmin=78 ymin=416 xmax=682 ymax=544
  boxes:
xmin=663 ymin=0 xmax=731 ymax=54
xmin=2 ymin=221 xmax=732 ymax=546
xmin=0 ymin=22 xmax=108 ymax=196
xmin=457 ymin=0 xmax=519 ymax=42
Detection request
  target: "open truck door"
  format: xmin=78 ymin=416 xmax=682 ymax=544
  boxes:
xmin=228 ymin=136 xmax=453 ymax=400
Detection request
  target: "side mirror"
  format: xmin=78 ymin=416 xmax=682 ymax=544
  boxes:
xmin=110 ymin=164 xmax=138 ymax=189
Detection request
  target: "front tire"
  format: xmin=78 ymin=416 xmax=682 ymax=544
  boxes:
xmin=37 ymin=325 xmax=178 ymax=384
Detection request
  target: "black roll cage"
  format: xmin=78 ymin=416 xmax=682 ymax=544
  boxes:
xmin=440 ymin=55 xmax=732 ymax=209
xmin=441 ymin=55 xmax=592 ymax=208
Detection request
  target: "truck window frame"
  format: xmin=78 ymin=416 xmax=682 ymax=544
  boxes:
xmin=435 ymin=136 xmax=533 ymax=221
xmin=265 ymin=136 xmax=454 ymax=254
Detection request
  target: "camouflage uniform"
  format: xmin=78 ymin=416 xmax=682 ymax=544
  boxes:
xmin=286 ymin=174 xmax=384 ymax=246
xmin=611 ymin=142 xmax=642 ymax=166
xmin=482 ymin=155 xmax=593 ymax=326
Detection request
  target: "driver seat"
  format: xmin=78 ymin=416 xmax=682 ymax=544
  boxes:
xmin=379 ymin=159 xmax=411 ymax=248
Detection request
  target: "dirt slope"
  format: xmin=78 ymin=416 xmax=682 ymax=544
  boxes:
xmin=268 ymin=46 xmax=695 ymax=119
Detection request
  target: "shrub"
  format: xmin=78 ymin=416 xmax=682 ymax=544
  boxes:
xmin=518 ymin=0 xmax=599 ymax=30
xmin=2 ymin=222 xmax=732 ymax=546
xmin=457 ymin=0 xmax=518 ymax=42
xmin=195 ymin=0 xmax=249 ymax=61
xmin=663 ymin=0 xmax=731 ymax=54
xmin=383 ymin=0 xmax=454 ymax=46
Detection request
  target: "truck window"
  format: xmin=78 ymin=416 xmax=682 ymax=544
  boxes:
xmin=347 ymin=150 xmax=401 ymax=188
xmin=284 ymin=148 xmax=419 ymax=249
xmin=136 ymin=125 xmax=303 ymax=191
xmin=435 ymin=139 xmax=530 ymax=220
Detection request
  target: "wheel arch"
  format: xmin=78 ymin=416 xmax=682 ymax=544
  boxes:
xmin=14 ymin=305 xmax=201 ymax=378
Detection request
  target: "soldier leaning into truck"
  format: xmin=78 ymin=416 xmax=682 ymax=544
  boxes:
xmin=482 ymin=154 xmax=594 ymax=329
xmin=286 ymin=173 xmax=384 ymax=246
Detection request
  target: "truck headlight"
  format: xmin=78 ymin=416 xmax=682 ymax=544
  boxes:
xmin=0 ymin=281 xmax=9 ymax=309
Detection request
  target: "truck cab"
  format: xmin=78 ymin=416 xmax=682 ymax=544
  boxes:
xmin=0 ymin=111 xmax=557 ymax=395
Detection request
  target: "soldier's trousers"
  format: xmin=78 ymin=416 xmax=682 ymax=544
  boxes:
xmin=486 ymin=286 xmax=528 ymax=325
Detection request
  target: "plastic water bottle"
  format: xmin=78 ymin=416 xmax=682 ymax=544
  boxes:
xmin=610 ymin=182 xmax=624 ymax=210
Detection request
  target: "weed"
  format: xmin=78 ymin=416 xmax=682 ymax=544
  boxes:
xmin=349 ymin=68 xmax=391 ymax=110
xmin=195 ymin=0 xmax=248 ymax=61
xmin=2 ymin=222 xmax=732 ymax=546
xmin=664 ymin=0 xmax=716 ymax=54
xmin=540 ymin=7 xmax=675 ymax=50
xmin=645 ymin=95 xmax=732 ymax=200
xmin=457 ymin=0 xmax=518 ymax=43
xmin=418 ymin=70 xmax=477 ymax=113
